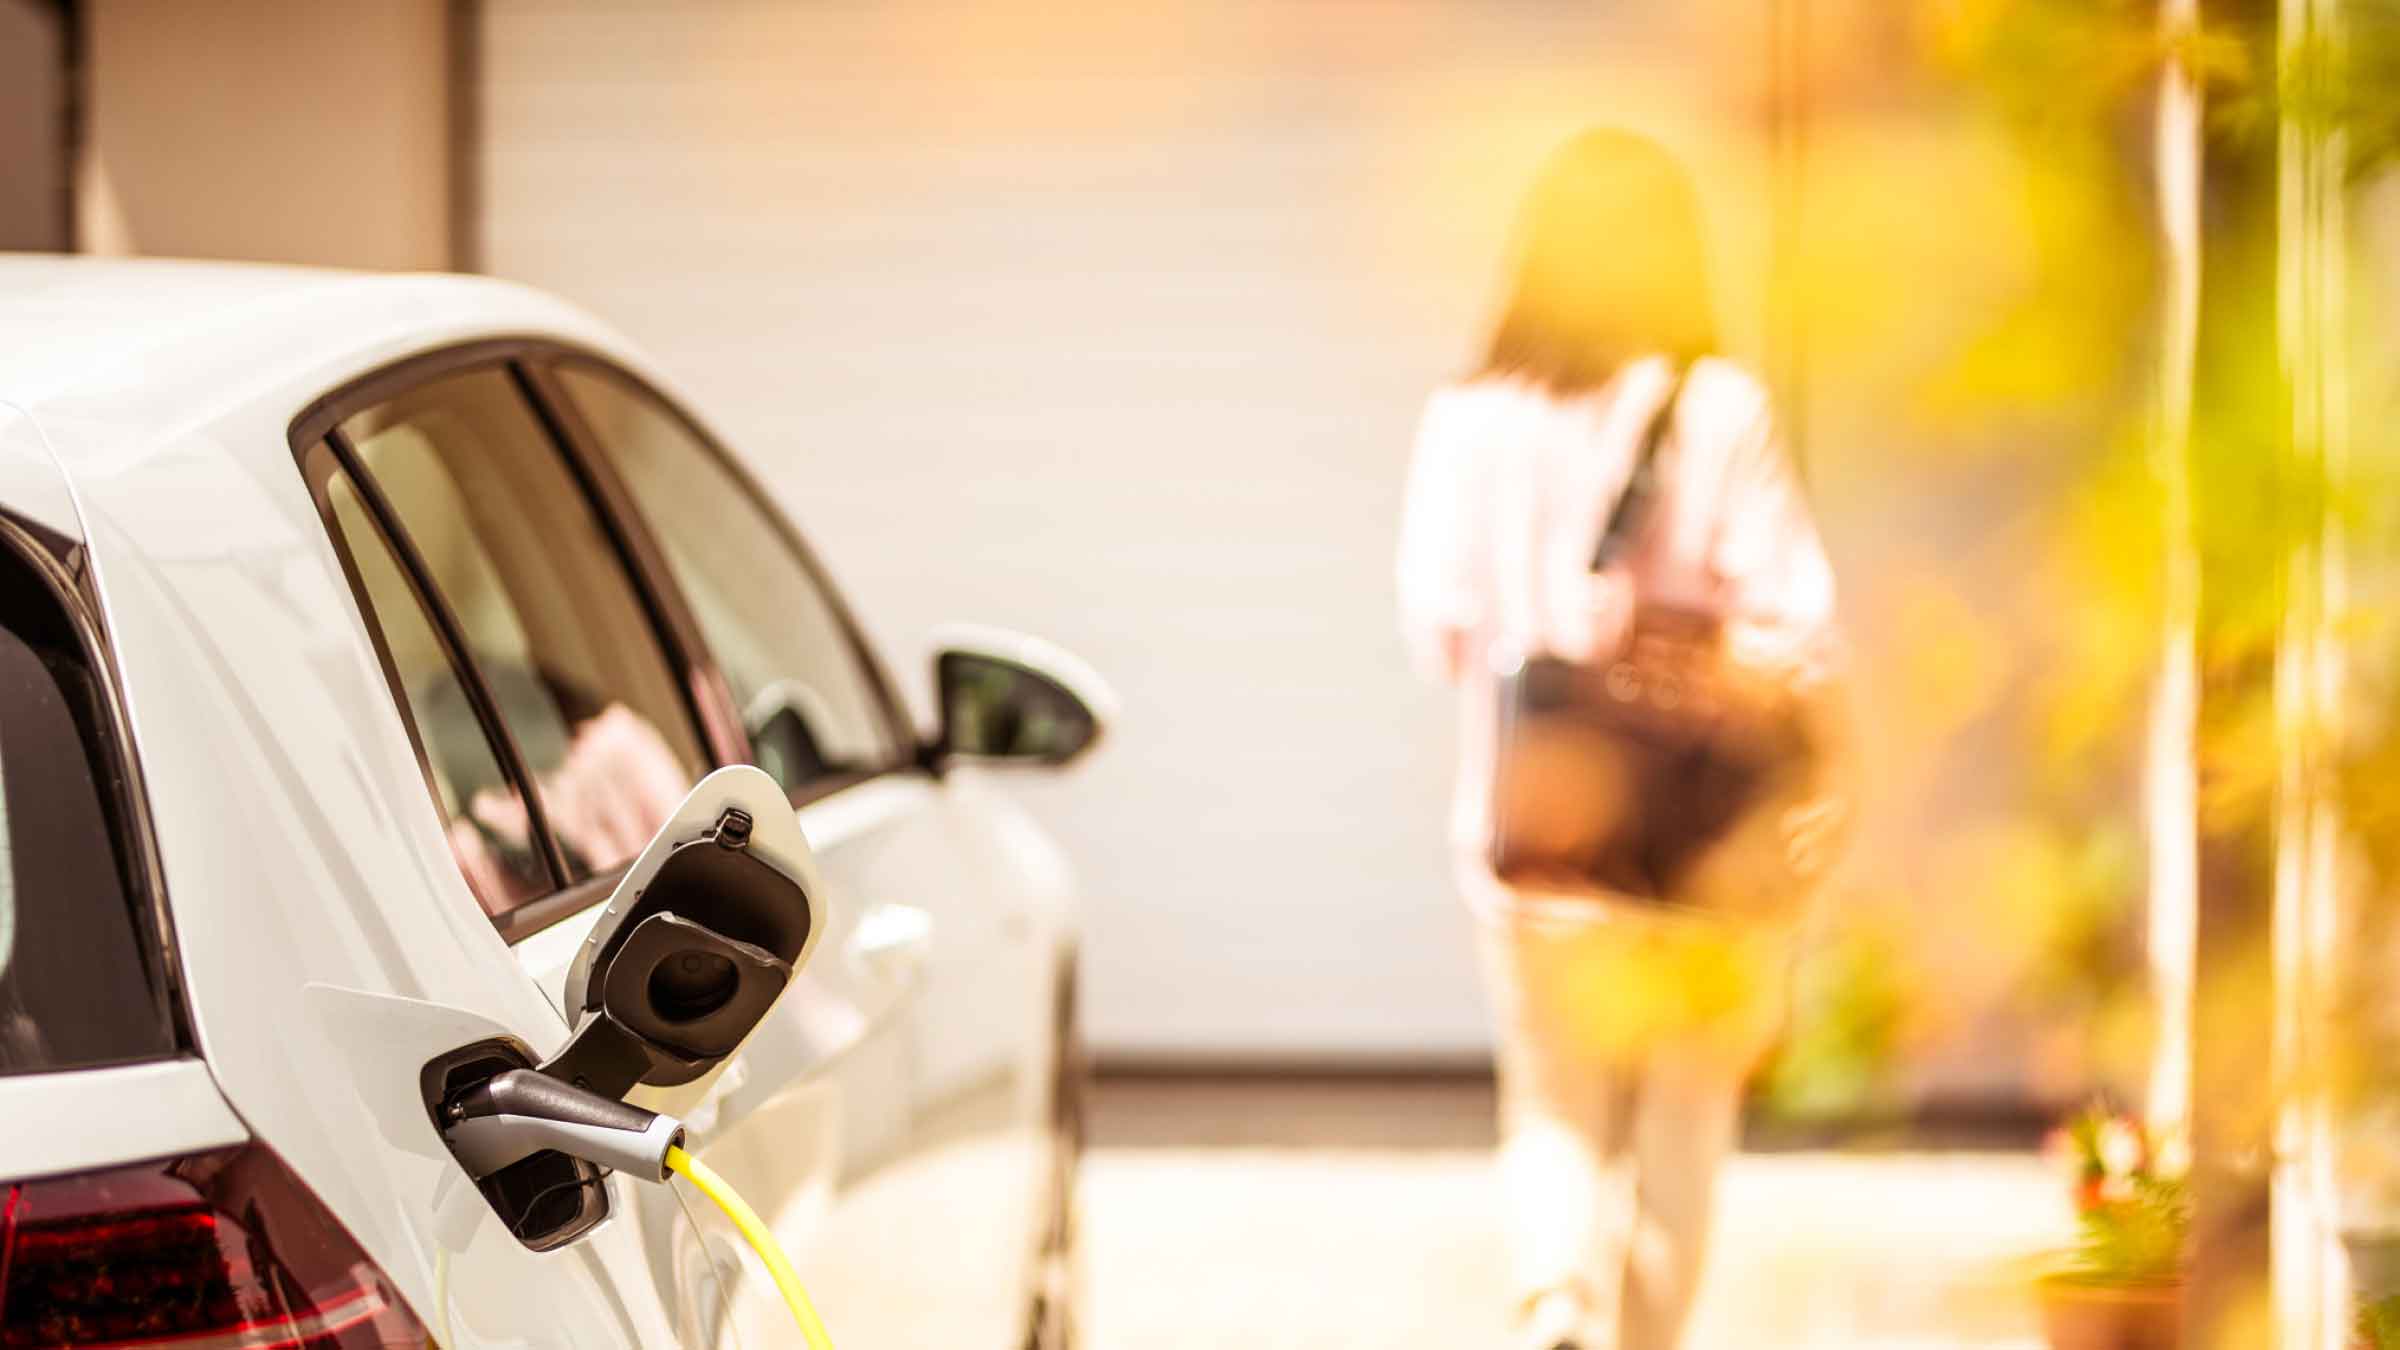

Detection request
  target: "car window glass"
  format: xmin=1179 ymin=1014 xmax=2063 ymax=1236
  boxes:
xmin=322 ymin=464 xmax=553 ymax=913
xmin=339 ymin=368 xmax=706 ymax=885
xmin=0 ymin=542 xmax=177 ymax=1075
xmin=556 ymin=365 xmax=903 ymax=796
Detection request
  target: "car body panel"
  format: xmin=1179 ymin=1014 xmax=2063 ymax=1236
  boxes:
xmin=0 ymin=255 xmax=1080 ymax=1348
xmin=0 ymin=1059 xmax=246 ymax=1181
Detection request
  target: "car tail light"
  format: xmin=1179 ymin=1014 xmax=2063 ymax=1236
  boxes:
xmin=0 ymin=1144 xmax=433 ymax=1348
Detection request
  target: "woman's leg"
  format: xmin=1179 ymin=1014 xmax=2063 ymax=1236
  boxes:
xmin=1612 ymin=1056 xmax=1747 ymax=1349
xmin=1614 ymin=931 xmax=1790 ymax=1349
xmin=1475 ymin=896 xmax=1640 ymax=1344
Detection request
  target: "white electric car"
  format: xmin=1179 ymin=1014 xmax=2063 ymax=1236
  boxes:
xmin=0 ymin=257 xmax=1098 ymax=1349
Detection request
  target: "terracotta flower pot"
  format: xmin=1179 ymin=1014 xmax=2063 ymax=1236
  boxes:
xmin=2038 ymin=1277 xmax=2183 ymax=1350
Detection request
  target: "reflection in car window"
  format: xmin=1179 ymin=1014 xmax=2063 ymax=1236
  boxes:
xmin=0 ymin=542 xmax=177 ymax=1075
xmin=337 ymin=368 xmax=705 ymax=890
xmin=556 ymin=364 xmax=902 ymax=797
xmin=322 ymin=464 xmax=552 ymax=912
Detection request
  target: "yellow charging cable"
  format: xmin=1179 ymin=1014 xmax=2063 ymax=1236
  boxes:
xmin=665 ymin=1144 xmax=837 ymax=1350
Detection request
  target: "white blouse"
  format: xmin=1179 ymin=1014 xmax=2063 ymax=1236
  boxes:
xmin=1397 ymin=355 xmax=1839 ymax=689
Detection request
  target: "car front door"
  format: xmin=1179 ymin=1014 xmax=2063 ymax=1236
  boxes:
xmin=532 ymin=356 xmax=1068 ymax=1349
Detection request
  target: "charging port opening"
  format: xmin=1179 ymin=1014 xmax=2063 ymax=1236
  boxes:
xmin=420 ymin=1038 xmax=609 ymax=1251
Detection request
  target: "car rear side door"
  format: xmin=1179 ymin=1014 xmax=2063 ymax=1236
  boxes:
xmin=289 ymin=363 xmax=729 ymax=1347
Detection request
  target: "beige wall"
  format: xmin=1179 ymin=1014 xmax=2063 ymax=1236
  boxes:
xmin=78 ymin=0 xmax=452 ymax=269
xmin=0 ymin=0 xmax=66 ymax=252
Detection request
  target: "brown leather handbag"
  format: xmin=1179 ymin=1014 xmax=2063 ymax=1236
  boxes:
xmin=1486 ymin=376 xmax=1825 ymax=909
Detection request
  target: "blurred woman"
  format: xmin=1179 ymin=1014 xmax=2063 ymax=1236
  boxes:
xmin=1397 ymin=129 xmax=1846 ymax=1350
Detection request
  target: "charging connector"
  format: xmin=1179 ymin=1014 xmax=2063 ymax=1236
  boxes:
xmin=440 ymin=1069 xmax=686 ymax=1183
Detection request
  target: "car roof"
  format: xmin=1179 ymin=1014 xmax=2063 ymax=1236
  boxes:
xmin=0 ymin=255 xmax=627 ymax=479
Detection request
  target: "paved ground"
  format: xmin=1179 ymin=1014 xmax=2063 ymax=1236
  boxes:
xmin=1082 ymin=1077 xmax=2066 ymax=1348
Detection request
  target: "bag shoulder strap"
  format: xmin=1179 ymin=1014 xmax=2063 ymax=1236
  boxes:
xmin=1590 ymin=368 xmax=1686 ymax=570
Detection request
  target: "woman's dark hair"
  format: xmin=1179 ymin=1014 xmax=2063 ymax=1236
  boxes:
xmin=1478 ymin=129 xmax=1719 ymax=394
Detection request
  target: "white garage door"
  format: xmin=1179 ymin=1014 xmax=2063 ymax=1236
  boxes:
xmin=475 ymin=0 xmax=1768 ymax=1059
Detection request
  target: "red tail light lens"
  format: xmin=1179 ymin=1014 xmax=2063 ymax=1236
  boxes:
xmin=0 ymin=1144 xmax=432 ymax=1348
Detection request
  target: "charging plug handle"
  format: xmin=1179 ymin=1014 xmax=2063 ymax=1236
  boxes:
xmin=443 ymin=1069 xmax=686 ymax=1183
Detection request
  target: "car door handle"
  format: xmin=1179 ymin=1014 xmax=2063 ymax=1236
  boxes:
xmin=847 ymin=904 xmax=934 ymax=984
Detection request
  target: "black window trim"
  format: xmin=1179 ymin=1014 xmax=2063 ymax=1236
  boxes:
xmin=296 ymin=434 xmax=574 ymax=899
xmin=290 ymin=336 xmax=924 ymax=946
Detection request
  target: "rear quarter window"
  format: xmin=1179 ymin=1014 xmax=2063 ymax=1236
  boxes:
xmin=0 ymin=533 xmax=178 ymax=1075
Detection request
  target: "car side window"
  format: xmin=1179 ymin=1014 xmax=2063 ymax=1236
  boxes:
xmin=316 ymin=454 xmax=554 ymax=913
xmin=332 ymin=367 xmax=708 ymax=894
xmin=553 ymin=363 xmax=906 ymax=799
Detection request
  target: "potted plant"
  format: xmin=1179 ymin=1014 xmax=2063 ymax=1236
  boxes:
xmin=2036 ymin=1107 xmax=2190 ymax=1350
xmin=2360 ymin=1293 xmax=2400 ymax=1350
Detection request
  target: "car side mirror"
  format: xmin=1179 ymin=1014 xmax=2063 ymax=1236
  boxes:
xmin=931 ymin=626 xmax=1114 ymax=769
xmin=543 ymin=765 xmax=825 ymax=1099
